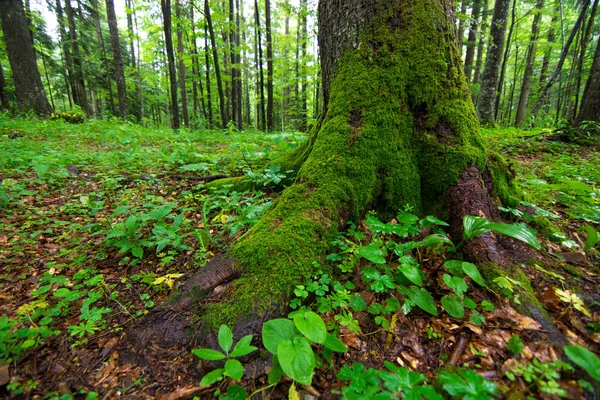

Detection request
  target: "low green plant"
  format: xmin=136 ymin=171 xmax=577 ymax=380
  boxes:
xmin=506 ymin=358 xmax=573 ymax=397
xmin=564 ymin=345 xmax=600 ymax=385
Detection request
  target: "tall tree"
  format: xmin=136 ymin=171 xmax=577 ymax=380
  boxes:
xmin=477 ymin=0 xmax=511 ymax=124
xmin=106 ymin=0 xmax=128 ymax=118
xmin=515 ymin=0 xmax=545 ymax=126
xmin=576 ymin=34 xmax=600 ymax=123
xmin=175 ymin=0 xmax=189 ymax=127
xmin=456 ymin=0 xmax=469 ymax=56
xmin=254 ymin=0 xmax=266 ymax=130
xmin=205 ymin=0 xmax=226 ymax=127
xmin=54 ymin=0 xmax=77 ymax=110
xmin=0 ymin=63 xmax=11 ymax=110
xmin=124 ymin=0 xmax=539 ymax=354
xmin=265 ymin=0 xmax=274 ymax=130
xmin=161 ymin=0 xmax=180 ymax=129
xmin=464 ymin=0 xmax=482 ymax=83
xmin=125 ymin=0 xmax=143 ymax=120
xmin=0 ymin=0 xmax=53 ymax=115
xmin=204 ymin=23 xmax=214 ymax=128
xmin=64 ymin=0 xmax=90 ymax=115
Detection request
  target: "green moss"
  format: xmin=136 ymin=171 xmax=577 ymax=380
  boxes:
xmin=204 ymin=176 xmax=255 ymax=192
xmin=487 ymin=152 xmax=522 ymax=208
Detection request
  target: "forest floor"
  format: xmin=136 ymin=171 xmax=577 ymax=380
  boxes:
xmin=1 ymin=115 xmax=600 ymax=399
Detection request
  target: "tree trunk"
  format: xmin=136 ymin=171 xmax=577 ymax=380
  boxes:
xmin=265 ymin=0 xmax=274 ymax=130
xmin=121 ymin=0 xmax=556 ymax=364
xmin=229 ymin=0 xmax=238 ymax=128
xmin=477 ymin=0 xmax=511 ymax=125
xmin=106 ymin=0 xmax=128 ymax=118
xmin=0 ymin=0 xmax=53 ymax=115
xmin=464 ymin=0 xmax=482 ymax=83
xmin=64 ymin=0 xmax=90 ymax=115
xmin=456 ymin=0 xmax=469 ymax=57
xmin=300 ymin=0 xmax=308 ymax=131
xmin=175 ymin=0 xmax=189 ymax=128
xmin=573 ymin=0 xmax=598 ymax=120
xmin=472 ymin=0 xmax=489 ymax=104
xmin=93 ymin=0 xmax=116 ymax=115
xmin=254 ymin=0 xmax=266 ymax=130
xmin=204 ymin=23 xmax=214 ymax=128
xmin=162 ymin=0 xmax=180 ymax=129
xmin=0 ymin=63 xmax=10 ymax=110
xmin=55 ymin=0 xmax=77 ymax=110
xmin=514 ymin=0 xmax=544 ymax=126
xmin=190 ymin=1 xmax=207 ymax=124
xmin=539 ymin=0 xmax=559 ymax=85
xmin=576 ymin=34 xmax=600 ymax=123
xmin=205 ymin=0 xmax=227 ymax=127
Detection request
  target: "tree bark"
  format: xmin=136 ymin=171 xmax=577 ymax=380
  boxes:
xmin=265 ymin=0 xmax=274 ymax=130
xmin=64 ymin=0 xmax=90 ymax=115
xmin=205 ymin=0 xmax=226 ymax=127
xmin=456 ymin=0 xmax=469 ymax=57
xmin=162 ymin=0 xmax=180 ymax=129
xmin=477 ymin=0 xmax=511 ymax=125
xmin=464 ymin=0 xmax=482 ymax=83
xmin=94 ymin=0 xmax=116 ymax=115
xmin=175 ymin=0 xmax=189 ymax=128
xmin=106 ymin=0 xmax=128 ymax=118
xmin=0 ymin=63 xmax=10 ymax=110
xmin=576 ymin=34 xmax=600 ymax=123
xmin=55 ymin=0 xmax=77 ymax=110
xmin=514 ymin=0 xmax=544 ymax=126
xmin=121 ymin=0 xmax=552 ymax=364
xmin=0 ymin=0 xmax=53 ymax=115
xmin=573 ymin=0 xmax=598 ymax=120
xmin=472 ymin=0 xmax=489 ymax=104
xmin=204 ymin=23 xmax=214 ymax=128
xmin=254 ymin=0 xmax=266 ymax=130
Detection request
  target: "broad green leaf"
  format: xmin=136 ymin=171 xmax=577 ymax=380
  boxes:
xmin=324 ymin=333 xmax=348 ymax=353
xmin=192 ymin=348 xmax=226 ymax=361
xmin=357 ymin=244 xmax=386 ymax=264
xmin=293 ymin=311 xmax=327 ymax=344
xmin=420 ymin=215 xmax=450 ymax=227
xmin=443 ymin=274 xmax=467 ymax=297
xmin=150 ymin=204 xmax=173 ymax=220
xmin=399 ymin=256 xmax=422 ymax=286
xmin=21 ymin=339 xmax=36 ymax=349
xmin=418 ymin=234 xmax=454 ymax=249
xmin=199 ymin=368 xmax=225 ymax=386
xmin=461 ymin=262 xmax=486 ymax=286
xmin=262 ymin=319 xmax=300 ymax=354
xmin=564 ymin=345 xmax=600 ymax=382
xmin=463 ymin=215 xmax=490 ymax=241
xmin=583 ymin=225 xmax=600 ymax=251
xmin=463 ymin=297 xmax=477 ymax=309
xmin=277 ymin=337 xmax=315 ymax=385
xmin=441 ymin=295 xmax=465 ymax=319
xmin=229 ymin=335 xmax=257 ymax=357
xmin=268 ymin=363 xmax=284 ymax=384
xmin=440 ymin=370 xmax=497 ymax=398
xmin=220 ymin=385 xmax=246 ymax=400
xmin=407 ymin=286 xmax=437 ymax=316
xmin=486 ymin=222 xmax=541 ymax=250
xmin=53 ymin=288 xmax=71 ymax=298
xmin=224 ymin=359 xmax=244 ymax=381
xmin=131 ymin=246 xmax=143 ymax=258
xmin=218 ymin=325 xmax=233 ymax=354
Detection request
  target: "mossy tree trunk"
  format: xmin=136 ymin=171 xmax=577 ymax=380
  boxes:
xmin=122 ymin=0 xmax=537 ymax=361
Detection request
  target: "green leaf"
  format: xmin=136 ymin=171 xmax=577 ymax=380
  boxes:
xmin=224 ymin=359 xmax=244 ymax=381
xmin=192 ymin=348 xmax=226 ymax=361
xmin=461 ymin=262 xmax=486 ymax=286
xmin=357 ymin=244 xmax=386 ymax=264
xmin=131 ymin=246 xmax=143 ymax=258
xmin=583 ymin=225 xmax=600 ymax=251
xmin=407 ymin=286 xmax=437 ymax=316
xmin=262 ymin=319 xmax=300 ymax=354
xmin=268 ymin=363 xmax=284 ymax=385
xmin=229 ymin=335 xmax=257 ymax=358
xmin=418 ymin=234 xmax=454 ymax=249
xmin=53 ymin=288 xmax=71 ymax=298
xmin=444 ymin=260 xmax=464 ymax=275
xmin=150 ymin=204 xmax=173 ymax=220
xmin=440 ymin=370 xmax=497 ymax=398
xmin=420 ymin=215 xmax=450 ymax=227
xmin=399 ymin=256 xmax=422 ymax=286
xmin=443 ymin=274 xmax=468 ymax=297
xmin=507 ymin=335 xmax=524 ymax=355
xmin=564 ymin=345 xmax=600 ymax=382
xmin=293 ymin=311 xmax=327 ymax=344
xmin=21 ymin=339 xmax=36 ymax=349
xmin=463 ymin=215 xmax=490 ymax=241
xmin=199 ymin=368 xmax=225 ymax=386
xmin=441 ymin=295 xmax=465 ymax=319
xmin=220 ymin=385 xmax=246 ymax=400
xmin=218 ymin=325 xmax=233 ymax=354
xmin=277 ymin=337 xmax=315 ymax=385
xmin=486 ymin=221 xmax=541 ymax=250
xmin=324 ymin=333 xmax=348 ymax=353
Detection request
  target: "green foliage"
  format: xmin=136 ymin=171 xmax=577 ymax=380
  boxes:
xmin=564 ymin=345 xmax=600 ymax=383
xmin=506 ymin=359 xmax=573 ymax=397
xmin=439 ymin=370 xmax=498 ymax=400
xmin=462 ymin=215 xmax=541 ymax=250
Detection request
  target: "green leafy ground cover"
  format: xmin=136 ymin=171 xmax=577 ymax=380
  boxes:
xmin=1 ymin=115 xmax=599 ymax=399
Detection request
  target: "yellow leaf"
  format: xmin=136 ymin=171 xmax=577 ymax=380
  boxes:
xmin=288 ymin=382 xmax=300 ymax=400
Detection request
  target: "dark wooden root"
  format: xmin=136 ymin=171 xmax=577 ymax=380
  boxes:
xmin=447 ymin=165 xmax=568 ymax=347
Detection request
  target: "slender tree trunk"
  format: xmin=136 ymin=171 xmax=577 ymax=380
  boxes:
xmin=235 ymin=0 xmax=242 ymax=128
xmin=0 ymin=63 xmax=10 ymax=110
xmin=254 ymin=0 xmax=266 ymax=130
xmin=205 ymin=0 xmax=227 ymax=127
xmin=456 ymin=0 xmax=469 ymax=56
xmin=162 ymin=0 xmax=180 ymax=129
xmin=242 ymin=13 xmax=251 ymax=126
xmin=576 ymin=34 xmax=600 ymax=123
xmin=531 ymin=0 xmax=591 ymax=116
xmin=265 ymin=0 xmax=274 ymax=130
xmin=106 ymin=0 xmax=128 ymax=118
xmin=55 ymin=0 xmax=77 ymax=109
xmin=190 ymin=1 xmax=207 ymax=123
xmin=204 ymin=23 xmax=214 ymax=128
xmin=41 ymin=53 xmax=55 ymax=110
xmin=300 ymin=0 xmax=308 ymax=131
xmin=494 ymin=0 xmax=517 ymax=121
xmin=93 ymin=0 xmax=116 ymax=115
xmin=175 ymin=0 xmax=189 ymax=127
xmin=539 ymin=0 xmax=560 ymax=84
xmin=472 ymin=0 xmax=489 ymax=103
xmin=514 ymin=0 xmax=544 ymax=126
xmin=477 ymin=0 xmax=511 ymax=124
xmin=464 ymin=0 xmax=482 ymax=83
xmin=126 ymin=0 xmax=142 ymax=120
xmin=65 ymin=0 xmax=90 ymax=115
xmin=229 ymin=0 xmax=239 ymax=128
xmin=572 ymin=0 xmax=598 ymax=120
xmin=0 ymin=0 xmax=53 ymax=115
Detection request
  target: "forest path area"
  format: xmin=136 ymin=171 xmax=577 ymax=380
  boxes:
xmin=1 ymin=117 xmax=600 ymax=399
